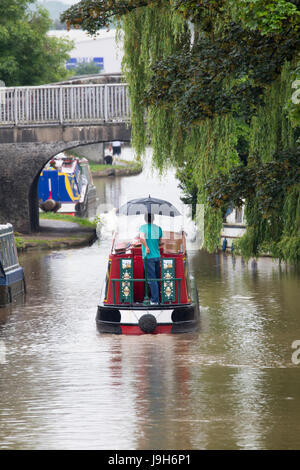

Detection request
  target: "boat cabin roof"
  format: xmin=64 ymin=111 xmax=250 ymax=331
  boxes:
xmin=44 ymin=156 xmax=82 ymax=174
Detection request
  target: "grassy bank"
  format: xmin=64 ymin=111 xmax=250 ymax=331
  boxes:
xmin=39 ymin=212 xmax=97 ymax=228
xmin=15 ymin=235 xmax=95 ymax=251
xmin=15 ymin=213 xmax=97 ymax=251
xmin=89 ymin=159 xmax=143 ymax=177
xmin=64 ymin=149 xmax=143 ymax=176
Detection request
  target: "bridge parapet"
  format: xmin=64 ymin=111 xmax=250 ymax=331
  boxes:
xmin=0 ymin=82 xmax=131 ymax=232
xmin=0 ymin=83 xmax=130 ymax=127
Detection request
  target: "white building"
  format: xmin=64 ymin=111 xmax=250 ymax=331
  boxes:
xmin=221 ymin=206 xmax=246 ymax=250
xmin=47 ymin=29 xmax=123 ymax=74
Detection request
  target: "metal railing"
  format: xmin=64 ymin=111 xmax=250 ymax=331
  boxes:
xmin=110 ymin=277 xmax=182 ymax=306
xmin=0 ymin=83 xmax=130 ymax=126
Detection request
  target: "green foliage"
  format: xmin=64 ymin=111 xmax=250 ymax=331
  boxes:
xmin=40 ymin=212 xmax=97 ymax=228
xmin=229 ymin=0 xmax=300 ymax=35
xmin=73 ymin=61 xmax=101 ymax=75
xmin=61 ymin=0 xmax=155 ymax=34
xmin=235 ymin=184 xmax=300 ymax=263
xmin=176 ymin=162 xmax=198 ymax=217
xmin=61 ymin=0 xmax=227 ymax=34
xmin=221 ymin=160 xmax=300 ymax=262
xmin=15 ymin=236 xmax=26 ymax=250
xmin=62 ymin=0 xmax=300 ymax=263
xmin=144 ymin=22 xmax=300 ymax=126
xmin=206 ymin=148 xmax=300 ymax=215
xmin=277 ymin=235 xmax=300 ymax=263
xmin=0 ymin=0 xmax=72 ymax=86
xmin=285 ymin=61 xmax=300 ymax=129
xmin=121 ymin=3 xmax=186 ymax=156
xmin=203 ymin=207 xmax=224 ymax=253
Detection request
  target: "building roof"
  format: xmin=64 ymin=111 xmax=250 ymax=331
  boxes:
xmin=47 ymin=28 xmax=119 ymax=43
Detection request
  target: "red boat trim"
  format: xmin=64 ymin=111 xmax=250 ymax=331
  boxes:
xmin=120 ymin=324 xmax=172 ymax=335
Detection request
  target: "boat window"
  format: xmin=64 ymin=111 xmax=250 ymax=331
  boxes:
xmin=80 ymin=164 xmax=90 ymax=180
xmin=235 ymin=207 xmax=243 ymax=223
xmin=0 ymin=229 xmax=18 ymax=270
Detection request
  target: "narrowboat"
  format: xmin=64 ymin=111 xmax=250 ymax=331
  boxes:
xmin=38 ymin=155 xmax=96 ymax=215
xmin=96 ymin=198 xmax=200 ymax=335
xmin=0 ymin=224 xmax=25 ymax=307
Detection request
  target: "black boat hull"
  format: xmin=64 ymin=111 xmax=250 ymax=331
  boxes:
xmin=96 ymin=299 xmax=200 ymax=335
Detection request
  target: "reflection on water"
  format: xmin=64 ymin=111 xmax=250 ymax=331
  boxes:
xmin=0 ymin=149 xmax=300 ymax=449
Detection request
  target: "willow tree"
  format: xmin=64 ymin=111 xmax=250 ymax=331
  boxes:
xmin=62 ymin=0 xmax=300 ymax=263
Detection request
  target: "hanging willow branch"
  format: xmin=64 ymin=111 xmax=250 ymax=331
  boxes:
xmin=60 ymin=0 xmax=162 ymax=33
xmin=144 ymin=23 xmax=300 ymax=125
xmin=60 ymin=0 xmax=300 ymax=36
xmin=205 ymin=148 xmax=300 ymax=216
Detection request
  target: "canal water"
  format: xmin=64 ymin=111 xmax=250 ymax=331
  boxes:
xmin=0 ymin=148 xmax=300 ymax=450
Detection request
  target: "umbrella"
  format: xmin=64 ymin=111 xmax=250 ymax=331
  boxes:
xmin=116 ymin=195 xmax=181 ymax=217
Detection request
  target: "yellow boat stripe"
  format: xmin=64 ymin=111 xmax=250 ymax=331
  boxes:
xmin=62 ymin=174 xmax=80 ymax=201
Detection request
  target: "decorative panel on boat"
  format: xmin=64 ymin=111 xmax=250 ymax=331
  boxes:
xmin=161 ymin=258 xmax=175 ymax=303
xmin=120 ymin=258 xmax=133 ymax=304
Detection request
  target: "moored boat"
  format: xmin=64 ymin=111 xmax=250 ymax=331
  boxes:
xmin=38 ymin=155 xmax=96 ymax=216
xmin=96 ymin=198 xmax=200 ymax=335
xmin=0 ymin=224 xmax=25 ymax=307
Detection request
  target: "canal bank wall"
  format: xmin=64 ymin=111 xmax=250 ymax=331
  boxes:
xmin=91 ymin=163 xmax=143 ymax=177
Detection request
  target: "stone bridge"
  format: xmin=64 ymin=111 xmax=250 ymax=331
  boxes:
xmin=0 ymin=82 xmax=131 ymax=232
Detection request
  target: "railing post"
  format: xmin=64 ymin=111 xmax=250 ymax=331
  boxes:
xmin=59 ymin=86 xmax=63 ymax=124
xmin=25 ymin=89 xmax=29 ymax=122
xmin=14 ymin=89 xmax=18 ymax=126
xmin=104 ymin=85 xmax=108 ymax=121
xmin=70 ymin=87 xmax=74 ymax=121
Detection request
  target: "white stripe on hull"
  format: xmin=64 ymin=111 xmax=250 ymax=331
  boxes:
xmin=119 ymin=309 xmax=174 ymax=324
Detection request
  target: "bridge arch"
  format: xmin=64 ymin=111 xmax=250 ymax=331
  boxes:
xmin=0 ymin=123 xmax=131 ymax=232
